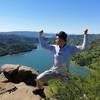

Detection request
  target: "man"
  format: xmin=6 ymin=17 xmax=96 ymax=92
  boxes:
xmin=33 ymin=29 xmax=88 ymax=97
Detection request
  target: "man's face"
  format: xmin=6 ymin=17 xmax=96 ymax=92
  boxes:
xmin=55 ymin=36 xmax=65 ymax=46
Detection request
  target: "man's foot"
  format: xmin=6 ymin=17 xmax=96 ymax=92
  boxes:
xmin=33 ymin=88 xmax=46 ymax=98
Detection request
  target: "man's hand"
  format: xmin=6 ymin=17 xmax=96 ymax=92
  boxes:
xmin=84 ymin=29 xmax=88 ymax=35
xmin=38 ymin=30 xmax=44 ymax=36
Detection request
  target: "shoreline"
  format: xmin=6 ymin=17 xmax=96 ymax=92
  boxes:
xmin=0 ymin=47 xmax=37 ymax=57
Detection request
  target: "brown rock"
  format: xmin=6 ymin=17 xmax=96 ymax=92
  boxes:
xmin=0 ymin=74 xmax=45 ymax=100
xmin=1 ymin=64 xmax=39 ymax=86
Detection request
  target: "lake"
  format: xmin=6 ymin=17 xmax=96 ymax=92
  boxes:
xmin=0 ymin=45 xmax=89 ymax=76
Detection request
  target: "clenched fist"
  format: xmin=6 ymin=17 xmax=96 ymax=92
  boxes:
xmin=84 ymin=29 xmax=88 ymax=35
xmin=38 ymin=30 xmax=44 ymax=36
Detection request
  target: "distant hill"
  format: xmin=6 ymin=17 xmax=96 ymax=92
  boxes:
xmin=0 ymin=31 xmax=56 ymax=38
xmin=0 ymin=31 xmax=100 ymax=42
xmin=68 ymin=34 xmax=100 ymax=41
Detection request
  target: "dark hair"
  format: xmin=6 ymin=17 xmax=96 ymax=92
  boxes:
xmin=56 ymin=31 xmax=67 ymax=41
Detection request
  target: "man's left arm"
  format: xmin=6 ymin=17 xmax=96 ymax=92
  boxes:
xmin=73 ymin=29 xmax=88 ymax=53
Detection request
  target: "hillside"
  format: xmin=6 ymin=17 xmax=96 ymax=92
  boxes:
xmin=0 ymin=34 xmax=37 ymax=56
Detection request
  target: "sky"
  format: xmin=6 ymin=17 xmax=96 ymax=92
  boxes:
xmin=0 ymin=0 xmax=100 ymax=34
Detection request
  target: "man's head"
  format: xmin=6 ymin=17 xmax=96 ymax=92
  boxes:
xmin=55 ymin=31 xmax=67 ymax=47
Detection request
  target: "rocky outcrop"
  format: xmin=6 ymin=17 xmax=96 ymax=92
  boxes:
xmin=0 ymin=64 xmax=48 ymax=100
xmin=0 ymin=73 xmax=44 ymax=100
xmin=1 ymin=64 xmax=39 ymax=86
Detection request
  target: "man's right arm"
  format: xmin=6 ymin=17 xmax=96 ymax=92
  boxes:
xmin=38 ymin=30 xmax=55 ymax=53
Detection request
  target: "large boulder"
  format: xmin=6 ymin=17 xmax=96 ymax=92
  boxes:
xmin=1 ymin=64 xmax=39 ymax=86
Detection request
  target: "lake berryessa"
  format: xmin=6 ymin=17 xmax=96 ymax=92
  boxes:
xmin=0 ymin=45 xmax=89 ymax=76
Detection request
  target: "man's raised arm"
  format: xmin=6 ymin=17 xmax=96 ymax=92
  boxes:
xmin=37 ymin=30 xmax=55 ymax=53
xmin=73 ymin=29 xmax=88 ymax=53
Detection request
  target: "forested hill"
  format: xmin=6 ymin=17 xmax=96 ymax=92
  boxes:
xmin=0 ymin=34 xmax=37 ymax=56
xmin=67 ymin=34 xmax=100 ymax=45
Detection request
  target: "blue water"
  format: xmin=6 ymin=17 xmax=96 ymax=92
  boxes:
xmin=0 ymin=45 xmax=89 ymax=76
